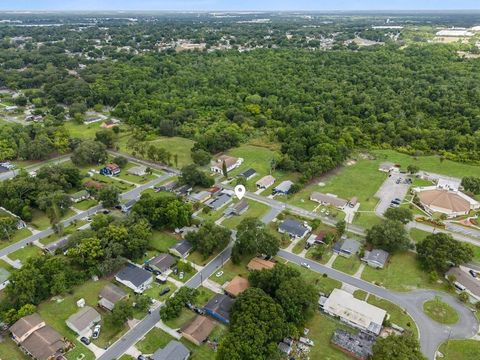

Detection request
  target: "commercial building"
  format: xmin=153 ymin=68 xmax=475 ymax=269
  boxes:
xmin=319 ymin=289 xmax=386 ymax=335
xmin=414 ymin=187 xmax=480 ymax=218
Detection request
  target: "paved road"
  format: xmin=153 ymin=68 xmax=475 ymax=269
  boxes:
xmin=0 ymin=174 xmax=172 ymax=258
xmin=279 ymin=250 xmax=478 ymax=360
xmin=407 ymin=221 xmax=480 ymax=246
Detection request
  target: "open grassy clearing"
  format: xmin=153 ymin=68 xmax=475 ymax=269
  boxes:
xmin=0 ymin=337 xmax=28 ymax=360
xmin=143 ymin=281 xmax=178 ymax=302
xmin=9 ymin=244 xmax=42 ymax=263
xmin=221 ymin=199 xmax=270 ymax=229
xmin=30 ymin=208 xmax=52 ymax=230
xmin=409 ymin=228 xmax=431 ymax=243
xmin=39 ymin=220 xmax=87 ymax=245
xmin=0 ymin=228 xmax=32 ymax=250
xmin=73 ymin=198 xmax=98 ymax=211
xmin=423 ymin=298 xmax=459 ymax=325
xmin=148 ymin=230 xmax=179 ymax=252
xmin=361 ymin=252 xmax=445 ymax=292
xmin=332 ymin=255 xmax=362 ymax=275
xmin=137 ymin=327 xmax=175 ymax=354
xmin=209 ymin=257 xmax=250 ymax=286
xmin=287 ymin=261 xmax=342 ymax=295
xmin=438 ymin=340 xmax=480 ymax=360
xmin=353 ymin=289 xmax=368 ymax=300
xmin=63 ymin=121 xmax=110 ymax=140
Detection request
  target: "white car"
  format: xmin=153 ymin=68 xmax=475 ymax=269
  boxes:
xmin=92 ymin=324 xmax=101 ymax=339
xmin=216 ymin=271 xmax=224 ymax=278
xmin=301 ymin=262 xmax=310 ymax=269
xmin=179 ymin=271 xmax=184 ymax=280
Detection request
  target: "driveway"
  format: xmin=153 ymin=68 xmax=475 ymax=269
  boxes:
xmin=374 ymin=173 xmax=411 ymax=217
xmin=279 ymin=250 xmax=478 ymax=360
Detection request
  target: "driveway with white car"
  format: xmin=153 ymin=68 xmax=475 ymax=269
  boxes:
xmin=374 ymin=173 xmax=411 ymax=217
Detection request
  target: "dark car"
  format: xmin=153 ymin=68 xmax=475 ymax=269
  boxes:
xmin=159 ymin=287 xmax=171 ymax=296
xmin=137 ymin=355 xmax=146 ymax=360
xmin=80 ymin=337 xmax=90 ymax=345
xmin=102 ymin=209 xmax=110 ymax=214
xmin=469 ymin=269 xmax=477 ymax=278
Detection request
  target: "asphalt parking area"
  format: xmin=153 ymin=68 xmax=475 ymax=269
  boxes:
xmin=374 ymin=173 xmax=411 ymax=217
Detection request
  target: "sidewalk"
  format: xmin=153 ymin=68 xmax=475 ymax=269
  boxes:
xmin=203 ymin=279 xmax=223 ymax=294
xmin=155 ymin=320 xmax=182 ymax=339
xmin=324 ymin=253 xmax=338 ymax=268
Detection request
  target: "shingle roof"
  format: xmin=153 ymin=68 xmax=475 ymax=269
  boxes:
xmin=10 ymin=313 xmax=43 ymax=339
xmin=279 ymin=219 xmax=308 ymax=237
xmin=66 ymin=306 xmax=100 ymax=333
xmin=116 ymin=264 xmax=152 ymax=287
xmin=181 ymin=315 xmax=215 ymax=343
xmin=171 ymin=240 xmax=193 ymax=256
xmin=152 ymin=340 xmax=190 ymax=360
xmin=238 ymin=168 xmax=256 ymax=178
xmin=206 ymin=193 xmax=231 ymax=210
xmin=149 ymin=253 xmax=176 ymax=271
xmin=21 ymin=325 xmax=65 ymax=360
xmin=204 ymin=294 xmax=234 ymax=321
xmin=247 ymin=257 xmax=275 ymax=271
xmin=224 ymin=276 xmax=250 ymax=297
xmin=274 ymin=180 xmax=293 ymax=193
xmin=99 ymin=283 xmax=127 ymax=304
xmin=363 ymin=249 xmax=389 ymax=266
xmin=256 ymin=175 xmax=275 ymax=187
xmin=310 ymin=192 xmax=348 ymax=208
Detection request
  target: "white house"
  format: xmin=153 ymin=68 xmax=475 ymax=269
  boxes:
xmin=210 ymin=155 xmax=243 ymax=174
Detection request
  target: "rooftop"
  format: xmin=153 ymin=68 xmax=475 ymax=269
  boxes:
xmin=362 ymin=249 xmax=389 ymax=266
xmin=417 ymin=189 xmax=474 ymax=213
xmin=151 ymin=340 xmax=190 ymax=360
xmin=224 ymin=276 xmax=250 ymax=297
xmin=116 ymin=264 xmax=152 ymax=287
xmin=310 ymin=192 xmax=348 ymax=208
xmin=99 ymin=283 xmax=127 ymax=304
xmin=149 ymin=253 xmax=176 ymax=271
xmin=331 ymin=329 xmax=375 ymax=360
xmin=279 ymin=218 xmax=309 ymax=237
xmin=247 ymin=257 xmax=276 ymax=271
xmin=181 ymin=315 xmax=215 ymax=343
xmin=204 ymin=294 xmax=235 ymax=321
xmin=274 ymin=180 xmax=293 ymax=193
xmin=66 ymin=306 xmax=100 ymax=332
xmin=170 ymin=240 xmax=193 ymax=256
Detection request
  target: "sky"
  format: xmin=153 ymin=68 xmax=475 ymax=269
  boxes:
xmin=0 ymin=1 xmax=480 ymax=12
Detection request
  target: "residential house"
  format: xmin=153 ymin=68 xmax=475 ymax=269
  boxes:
xmin=207 ymin=186 xmax=222 ymax=196
xmin=319 ymin=289 xmax=386 ymax=335
xmin=151 ymin=340 xmax=190 ymax=360
xmin=100 ymin=163 xmax=121 ymax=176
xmin=188 ymin=191 xmax=211 ymax=203
xmin=247 ymin=257 xmax=276 ymax=271
xmin=206 ymin=193 xmax=232 ymax=210
xmin=121 ymin=199 xmax=137 ymax=213
xmin=362 ymin=249 xmax=389 ymax=269
xmin=155 ymin=180 xmax=177 ymax=192
xmin=169 ymin=240 xmax=193 ymax=258
xmin=305 ymin=231 xmax=329 ymax=249
xmin=10 ymin=314 xmax=66 ymax=360
xmin=98 ymin=284 xmax=128 ymax=311
xmin=331 ymin=329 xmax=375 ymax=360
xmin=273 ymin=180 xmax=294 ymax=195
xmin=5 ymin=105 xmax=18 ymax=111
xmin=127 ymin=165 xmax=147 ymax=176
xmin=224 ymin=276 xmax=250 ymax=298
xmin=223 ymin=200 xmax=249 ymax=217
xmin=174 ymin=184 xmax=192 ymax=197
xmin=115 ymin=264 xmax=153 ymax=293
xmin=203 ymin=294 xmax=234 ymax=324
xmin=256 ymin=175 xmax=275 ymax=189
xmin=147 ymin=253 xmax=176 ymax=274
xmin=238 ymin=168 xmax=256 ymax=180
xmin=333 ymin=239 xmax=361 ymax=257
xmin=100 ymin=119 xmax=120 ymax=129
xmin=181 ymin=315 xmax=215 ymax=346
xmin=0 ymin=268 xmax=10 ymax=290
xmin=70 ymin=190 xmax=90 ymax=203
xmin=0 ymin=206 xmax=26 ymax=229
xmin=66 ymin=306 xmax=101 ymax=336
xmin=310 ymin=192 xmax=348 ymax=210
xmin=278 ymin=219 xmax=311 ymax=239
xmin=210 ymin=155 xmax=243 ymax=174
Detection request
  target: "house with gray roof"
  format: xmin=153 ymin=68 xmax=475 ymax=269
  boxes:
xmin=44 ymin=237 xmax=69 ymax=255
xmin=188 ymin=191 xmax=211 ymax=203
xmin=278 ymin=219 xmax=311 ymax=239
xmin=70 ymin=190 xmax=90 ymax=203
xmin=152 ymin=340 xmax=190 ymax=360
xmin=66 ymin=306 xmax=101 ymax=336
xmin=331 ymin=329 xmax=375 ymax=360
xmin=115 ymin=264 xmax=152 ymax=293
xmin=238 ymin=168 xmax=256 ymax=180
xmin=170 ymin=240 xmax=193 ymax=258
xmin=362 ymin=249 xmax=389 ymax=269
xmin=98 ymin=283 xmax=128 ymax=311
xmin=273 ymin=180 xmax=294 ymax=195
xmin=147 ymin=253 xmax=176 ymax=274
xmin=203 ymin=294 xmax=234 ymax=324
xmin=206 ymin=193 xmax=232 ymax=210
xmin=224 ymin=200 xmax=249 ymax=217
xmin=333 ymin=238 xmax=361 ymax=257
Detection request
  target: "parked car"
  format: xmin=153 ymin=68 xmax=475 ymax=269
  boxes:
xmin=92 ymin=324 xmax=101 ymax=339
xmin=179 ymin=271 xmax=184 ymax=280
xmin=216 ymin=271 xmax=224 ymax=277
xmin=80 ymin=337 xmax=90 ymax=345
xmin=159 ymin=287 xmax=171 ymax=296
xmin=469 ymin=269 xmax=477 ymax=278
xmin=137 ymin=355 xmax=146 ymax=360
xmin=301 ymin=262 xmax=310 ymax=269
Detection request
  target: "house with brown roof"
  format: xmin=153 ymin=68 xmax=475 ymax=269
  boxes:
xmin=414 ymin=187 xmax=480 ymax=218
xmin=10 ymin=313 xmax=66 ymax=360
xmin=224 ymin=276 xmax=250 ymax=297
xmin=84 ymin=180 xmax=105 ymax=190
xmin=247 ymin=257 xmax=276 ymax=271
xmin=181 ymin=315 xmax=215 ymax=346
xmin=256 ymin=175 xmax=275 ymax=189
xmin=210 ymin=155 xmax=243 ymax=174
xmin=98 ymin=283 xmax=128 ymax=311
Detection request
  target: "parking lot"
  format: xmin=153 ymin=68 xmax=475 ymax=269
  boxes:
xmin=374 ymin=173 xmax=411 ymax=217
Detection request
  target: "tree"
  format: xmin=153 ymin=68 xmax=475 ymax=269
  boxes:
xmin=134 ymin=294 xmax=152 ymax=312
xmin=160 ymin=287 xmax=198 ymax=321
xmin=191 ymin=148 xmax=211 ymax=166
xmin=113 ymin=156 xmax=128 ymax=168
xmin=384 ymin=207 xmax=413 ymax=224
xmin=98 ymin=186 xmax=120 ymax=208
xmin=461 ymin=177 xmax=480 ymax=194
xmin=372 ymin=335 xmax=426 ymax=360
xmin=185 ymin=222 xmax=230 ymax=258
xmin=336 ymin=219 xmax=346 ymax=238
xmin=222 ymin=160 xmax=228 ymax=177
xmin=107 ymin=300 xmax=134 ymax=327
xmin=275 ymin=277 xmax=317 ymax=325
xmin=180 ymin=164 xmax=214 ymax=187
xmin=249 ymin=263 xmax=300 ymax=297
xmin=366 ymin=220 xmax=410 ymax=253
xmin=407 ymin=165 xmax=419 ymax=174
xmin=232 ymin=217 xmax=280 ymax=263
xmin=416 ymin=233 xmax=474 ymax=272
xmin=67 ymin=237 xmax=104 ymax=271
xmin=0 ymin=216 xmax=18 ymax=241
xmin=95 ymin=129 xmax=115 ymax=148
xmin=71 ymin=140 xmax=107 ymax=166
xmin=217 ymin=288 xmax=290 ymax=360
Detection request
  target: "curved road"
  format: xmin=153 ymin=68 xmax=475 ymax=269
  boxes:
xmin=279 ymin=250 xmax=478 ymax=359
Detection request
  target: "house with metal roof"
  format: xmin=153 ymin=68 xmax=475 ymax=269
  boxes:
xmin=115 ymin=264 xmax=152 ymax=293
xmin=224 ymin=200 xmax=249 ymax=217
xmin=362 ymin=249 xmax=389 ymax=269
xmin=238 ymin=168 xmax=256 ymax=180
xmin=278 ymin=219 xmax=311 ymax=239
xmin=188 ymin=191 xmax=211 ymax=203
xmin=206 ymin=193 xmax=232 ymax=210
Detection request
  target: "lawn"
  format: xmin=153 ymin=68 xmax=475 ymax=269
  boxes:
xmin=195 ymin=287 xmax=216 ymax=307
xmin=87 ymin=174 xmax=134 ymax=192
xmin=332 ymin=255 xmax=362 ymax=275
xmin=115 ymin=161 xmax=160 ymax=184
xmin=0 ymin=337 xmax=28 ymax=360
xmin=367 ymin=295 xmax=419 ymax=338
xmin=180 ymin=323 xmax=227 ymax=360
xmin=0 ymin=228 xmax=32 ymax=250
xmin=148 ymin=230 xmax=179 ymax=252
xmin=30 ymin=208 xmax=51 ymax=230
xmin=423 ymin=297 xmax=459 ymax=325
xmin=73 ymin=198 xmax=98 ymax=211
xmin=187 ymin=250 xmax=220 ymax=267
xmin=372 ymin=149 xmax=480 ymax=178
xmin=305 ymin=312 xmax=353 ymax=360
xmin=226 ymin=144 xmax=299 ymax=192
xmin=353 ymin=289 xmax=368 ymax=300
xmin=352 ymin=211 xmax=383 ymax=229
xmin=438 ymin=340 xmax=480 ymax=360
xmin=361 ymin=252 xmax=445 ymax=292
xmin=9 ymin=244 xmax=43 ymax=264
xmin=209 ymin=257 xmax=250 ymax=286
xmin=287 ymin=262 xmax=342 ymax=295
xmin=39 ymin=220 xmax=87 ymax=245
xmin=63 ymin=121 xmax=108 ymax=140
xmin=143 ymin=281 xmax=178 ymax=302
xmin=37 ymin=280 xmax=111 ymax=360
xmin=221 ymin=200 xmax=270 ymax=229
xmin=137 ymin=327 xmax=175 ymax=354
xmin=287 ymin=157 xmax=387 ymax=213
xmin=409 ymin=228 xmax=431 ymax=243
xmin=164 ymin=308 xmax=197 ymax=330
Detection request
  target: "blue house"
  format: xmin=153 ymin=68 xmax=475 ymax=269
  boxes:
xmin=100 ymin=163 xmax=121 ymax=176
xmin=203 ymin=294 xmax=234 ymax=324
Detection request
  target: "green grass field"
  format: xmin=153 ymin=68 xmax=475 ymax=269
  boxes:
xmin=63 ymin=121 xmax=115 ymax=140
xmin=143 ymin=281 xmax=178 ymax=302
xmin=137 ymin=327 xmax=175 ymax=354
xmin=423 ymin=298 xmax=459 ymax=325
xmin=148 ymin=230 xmax=179 ymax=252
xmin=0 ymin=337 xmax=28 ymax=360
xmin=409 ymin=228 xmax=431 ymax=243
xmin=73 ymin=198 xmax=98 ymax=211
xmin=0 ymin=228 xmax=32 ymax=250
xmin=438 ymin=340 xmax=480 ymax=360
xmin=361 ymin=252 xmax=445 ymax=292
xmin=332 ymin=255 xmax=362 ymax=275
xmin=221 ymin=199 xmax=270 ymax=229
xmin=9 ymin=245 xmax=42 ymax=264
xmin=30 ymin=209 xmax=52 ymax=230
xmin=209 ymin=257 xmax=251 ymax=286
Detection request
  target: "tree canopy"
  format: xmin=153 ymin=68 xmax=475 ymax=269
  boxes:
xmin=366 ymin=219 xmax=410 ymax=253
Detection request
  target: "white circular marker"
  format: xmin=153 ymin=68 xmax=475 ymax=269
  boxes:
xmin=234 ymin=185 xmax=246 ymax=200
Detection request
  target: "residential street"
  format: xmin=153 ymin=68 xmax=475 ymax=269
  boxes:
xmin=278 ymin=250 xmax=479 ymax=360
